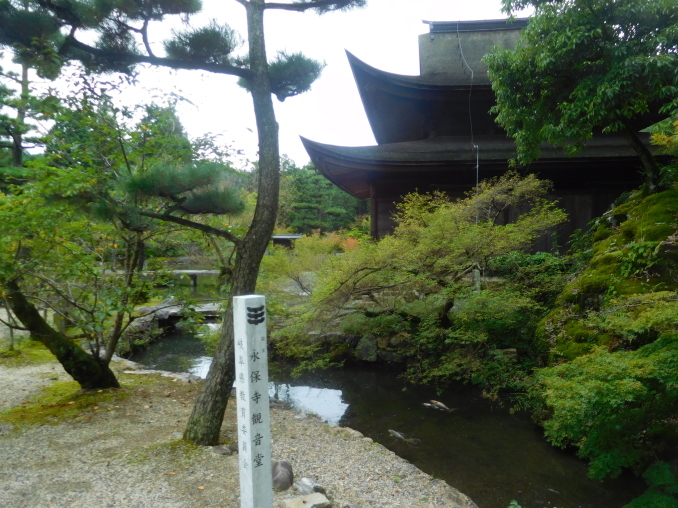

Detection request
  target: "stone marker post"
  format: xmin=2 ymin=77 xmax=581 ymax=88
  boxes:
xmin=233 ymin=295 xmax=273 ymax=508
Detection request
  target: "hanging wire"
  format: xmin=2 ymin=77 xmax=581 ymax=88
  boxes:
xmin=456 ymin=22 xmax=481 ymax=224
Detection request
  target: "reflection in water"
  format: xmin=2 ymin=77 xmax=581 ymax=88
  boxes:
xmin=130 ymin=331 xmax=645 ymax=508
xmin=189 ymin=356 xmax=213 ymax=379
xmin=270 ymin=383 xmax=348 ymax=423
xmin=130 ymin=331 xmax=350 ymax=423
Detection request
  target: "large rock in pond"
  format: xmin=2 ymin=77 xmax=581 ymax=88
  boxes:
xmin=117 ymin=313 xmax=160 ymax=355
xmin=354 ymin=334 xmax=378 ymax=362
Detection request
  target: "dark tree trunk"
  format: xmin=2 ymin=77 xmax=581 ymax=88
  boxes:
xmin=4 ymin=279 xmax=120 ymax=389
xmin=104 ymin=231 xmax=144 ymax=363
xmin=622 ymin=122 xmax=661 ymax=192
xmin=10 ymin=63 xmax=29 ymax=168
xmin=183 ymin=0 xmax=280 ymax=445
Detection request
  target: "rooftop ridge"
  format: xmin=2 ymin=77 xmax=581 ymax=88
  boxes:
xmin=423 ymin=18 xmax=529 ymax=33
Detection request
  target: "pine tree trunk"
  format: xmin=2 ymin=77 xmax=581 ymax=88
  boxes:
xmin=183 ymin=0 xmax=280 ymax=445
xmin=4 ymin=278 xmax=120 ymax=389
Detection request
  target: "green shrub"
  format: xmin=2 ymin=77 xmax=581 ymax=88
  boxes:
xmin=625 ymin=462 xmax=678 ymax=508
xmin=536 ymin=332 xmax=678 ymax=479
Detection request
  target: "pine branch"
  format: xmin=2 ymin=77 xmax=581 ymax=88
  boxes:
xmin=36 ymin=0 xmax=83 ymax=27
xmin=138 ymin=210 xmax=242 ymax=245
xmin=115 ymin=19 xmax=156 ymax=59
xmin=140 ymin=20 xmax=155 ymax=58
xmin=63 ymin=37 xmax=253 ymax=80
xmin=0 ymin=71 xmax=22 ymax=84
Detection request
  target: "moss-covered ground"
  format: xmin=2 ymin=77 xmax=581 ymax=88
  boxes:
xmin=0 ymin=338 xmax=59 ymax=366
xmin=0 ymin=340 xmax=202 ymax=430
xmin=0 ymin=380 xmax=130 ymax=427
xmin=539 ymin=187 xmax=678 ymax=361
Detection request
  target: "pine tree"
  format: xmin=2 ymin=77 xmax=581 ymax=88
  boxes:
xmin=0 ymin=0 xmax=368 ymax=444
xmin=278 ymin=160 xmax=367 ymax=234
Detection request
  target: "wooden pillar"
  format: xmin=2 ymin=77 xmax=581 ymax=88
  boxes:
xmin=370 ymin=182 xmax=378 ymax=238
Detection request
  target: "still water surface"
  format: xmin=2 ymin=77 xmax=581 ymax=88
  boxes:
xmin=130 ymin=330 xmax=645 ymax=508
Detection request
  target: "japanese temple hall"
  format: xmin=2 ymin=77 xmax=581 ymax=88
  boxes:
xmin=301 ymin=18 xmax=660 ymax=247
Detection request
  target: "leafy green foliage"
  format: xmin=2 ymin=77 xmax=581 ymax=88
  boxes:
xmin=0 ymin=83 xmax=249 ymax=384
xmin=0 ymin=167 xmax=174 ymax=357
xmin=408 ymin=289 xmax=550 ymax=397
xmin=536 ymin=332 xmax=678 ymax=480
xmin=259 ymin=232 xmax=346 ymax=316
xmin=625 ymin=462 xmax=678 ymax=508
xmin=277 ymin=159 xmax=366 ymax=233
xmin=485 ymin=0 xmax=678 ymax=189
xmin=525 ymin=185 xmax=678 ymax=484
xmin=619 ymin=241 xmax=661 ymax=278
xmin=652 ymin=119 xmax=678 ymax=186
xmin=0 ymin=1 xmax=64 ymax=78
xmin=270 ymin=173 xmax=568 ymax=392
xmin=45 ymin=90 xmax=246 ymax=225
xmin=0 ymin=57 xmax=60 ymax=169
xmin=489 ymin=251 xmax=569 ymax=305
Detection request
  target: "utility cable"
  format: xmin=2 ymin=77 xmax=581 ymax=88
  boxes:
xmin=456 ymin=22 xmax=480 ymax=224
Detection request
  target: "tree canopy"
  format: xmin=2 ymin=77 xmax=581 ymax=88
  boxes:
xmin=270 ymin=172 xmax=568 ymax=393
xmin=0 ymin=82 xmax=248 ymax=389
xmin=485 ymin=0 xmax=678 ymax=190
xmin=0 ymin=0 xmax=363 ymax=99
xmin=277 ymin=159 xmax=367 ymax=234
xmin=0 ymin=0 xmax=369 ymax=446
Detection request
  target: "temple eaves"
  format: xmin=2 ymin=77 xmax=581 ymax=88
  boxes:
xmin=301 ymin=134 xmax=649 ymax=200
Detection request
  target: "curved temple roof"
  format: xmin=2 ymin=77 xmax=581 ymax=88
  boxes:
xmin=302 ymin=134 xmax=647 ymax=200
xmin=347 ymin=52 xmax=500 ymax=145
xmin=302 ymin=17 xmax=663 ymax=241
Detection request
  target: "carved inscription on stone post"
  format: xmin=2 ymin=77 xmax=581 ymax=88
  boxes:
xmin=234 ymin=295 xmax=272 ymax=508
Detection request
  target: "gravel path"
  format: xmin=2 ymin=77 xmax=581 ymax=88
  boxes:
xmin=0 ymin=362 xmax=68 ymax=410
xmin=0 ymin=358 xmax=477 ymax=508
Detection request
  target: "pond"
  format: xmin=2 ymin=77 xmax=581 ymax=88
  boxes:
xmin=130 ymin=330 xmax=646 ymax=508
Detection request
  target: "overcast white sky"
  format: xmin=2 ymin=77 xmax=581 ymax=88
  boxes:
xmin=10 ymin=0 xmax=528 ymax=168
xmin=127 ymin=0 xmax=528 ymax=168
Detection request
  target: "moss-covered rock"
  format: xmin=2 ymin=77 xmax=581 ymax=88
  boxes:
xmin=540 ymin=187 xmax=678 ymax=361
xmin=355 ymin=334 xmax=378 ymax=362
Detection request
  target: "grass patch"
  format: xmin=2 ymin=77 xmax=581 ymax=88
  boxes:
xmin=126 ymin=436 xmax=202 ymax=466
xmin=0 ymin=340 xmax=56 ymax=367
xmin=0 ymin=380 xmax=129 ymax=427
